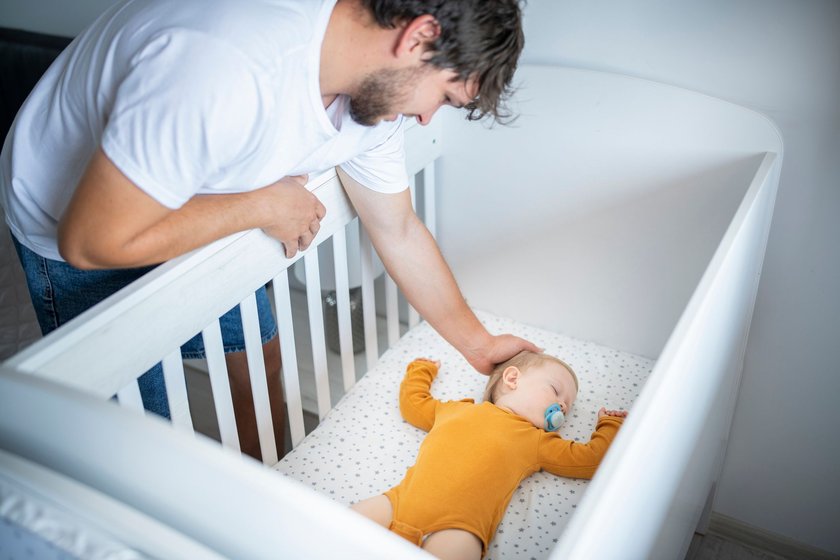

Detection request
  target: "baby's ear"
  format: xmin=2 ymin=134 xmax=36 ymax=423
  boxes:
xmin=502 ymin=366 xmax=520 ymax=390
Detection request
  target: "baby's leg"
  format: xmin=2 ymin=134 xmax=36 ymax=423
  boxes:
xmin=350 ymin=495 xmax=392 ymax=528
xmin=423 ymin=529 xmax=483 ymax=560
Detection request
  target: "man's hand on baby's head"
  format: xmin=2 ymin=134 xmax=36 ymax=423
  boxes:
xmin=598 ymin=407 xmax=628 ymax=419
xmin=465 ymin=334 xmax=542 ymax=375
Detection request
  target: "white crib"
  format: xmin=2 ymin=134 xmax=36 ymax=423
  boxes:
xmin=0 ymin=65 xmax=781 ymax=560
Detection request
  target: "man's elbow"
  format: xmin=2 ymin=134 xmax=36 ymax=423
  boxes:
xmin=57 ymin=235 xmax=106 ymax=270
xmin=57 ymin=225 xmax=129 ymax=270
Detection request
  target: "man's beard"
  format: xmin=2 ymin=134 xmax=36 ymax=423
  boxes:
xmin=349 ymin=66 xmax=422 ymax=126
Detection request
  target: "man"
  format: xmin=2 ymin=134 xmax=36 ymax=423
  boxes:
xmin=1 ymin=0 xmax=537 ymax=458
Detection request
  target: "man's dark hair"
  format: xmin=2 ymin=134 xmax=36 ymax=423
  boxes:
xmin=361 ymin=0 xmax=525 ymax=123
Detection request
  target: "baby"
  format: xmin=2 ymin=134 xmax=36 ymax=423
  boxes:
xmin=352 ymin=351 xmax=628 ymax=560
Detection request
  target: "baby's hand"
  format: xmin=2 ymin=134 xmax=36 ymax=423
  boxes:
xmin=414 ymin=358 xmax=441 ymax=369
xmin=598 ymin=407 xmax=628 ymax=419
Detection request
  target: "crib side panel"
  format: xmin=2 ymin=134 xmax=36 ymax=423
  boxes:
xmin=0 ymin=448 xmax=228 ymax=560
xmin=3 ymin=117 xmax=443 ymax=460
xmin=3 ymin=172 xmax=355 ymax=394
xmin=440 ymin=65 xmax=784 ymax=361
xmin=552 ymin=152 xmax=780 ymax=560
xmin=0 ymin=370 xmax=433 ymax=560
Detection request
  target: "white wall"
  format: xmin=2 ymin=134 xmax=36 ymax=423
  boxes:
xmin=2 ymin=0 xmax=838 ymax=554
xmin=514 ymin=1 xmax=840 ymax=554
xmin=437 ymin=67 xmax=780 ymax=360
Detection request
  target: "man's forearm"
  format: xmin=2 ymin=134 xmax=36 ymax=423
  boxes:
xmin=361 ymin=206 xmax=493 ymax=361
xmin=337 ymin=167 xmax=540 ymax=373
xmin=117 ymin=192 xmax=268 ymax=267
xmin=58 ymin=148 xmax=322 ymax=269
xmin=61 ymin=184 xmax=268 ymax=269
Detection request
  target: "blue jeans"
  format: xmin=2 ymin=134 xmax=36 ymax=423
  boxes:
xmin=11 ymin=234 xmax=277 ymax=419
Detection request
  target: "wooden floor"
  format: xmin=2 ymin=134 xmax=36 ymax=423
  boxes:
xmin=184 ymin=364 xmax=319 ymax=456
xmin=687 ymin=516 xmax=836 ymax=560
xmin=184 ymin=279 xmax=408 ymax=457
xmin=689 ymin=533 xmax=790 ymax=560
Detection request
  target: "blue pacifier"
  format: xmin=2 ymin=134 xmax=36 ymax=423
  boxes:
xmin=544 ymin=403 xmax=565 ymax=432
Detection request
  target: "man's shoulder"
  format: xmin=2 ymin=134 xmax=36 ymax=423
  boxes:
xmin=198 ymin=0 xmax=322 ymax=40
xmin=121 ymin=0 xmax=324 ymax=55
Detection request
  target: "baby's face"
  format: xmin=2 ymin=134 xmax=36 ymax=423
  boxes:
xmin=513 ymin=362 xmax=578 ymax=430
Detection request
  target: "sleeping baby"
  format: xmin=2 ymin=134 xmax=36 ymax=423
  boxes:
xmin=351 ymin=351 xmax=628 ymax=560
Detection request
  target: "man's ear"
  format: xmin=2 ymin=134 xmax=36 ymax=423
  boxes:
xmin=395 ymin=15 xmax=440 ymax=59
xmin=502 ymin=366 xmax=520 ymax=390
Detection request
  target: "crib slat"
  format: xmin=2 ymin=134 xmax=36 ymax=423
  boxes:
xmin=240 ymin=294 xmax=278 ymax=465
xmin=331 ymin=229 xmax=357 ymax=392
xmin=423 ymin=161 xmax=437 ymax=239
xmin=407 ymin=300 xmax=420 ymax=329
xmin=161 ymin=349 xmax=194 ymax=434
xmin=6 ymin=170 xmax=359 ymax=399
xmin=385 ymin=276 xmax=399 ymax=347
xmin=304 ymin=251 xmax=332 ymax=420
xmin=202 ymin=321 xmax=240 ymax=452
xmin=406 ymin=175 xmax=420 ymax=325
xmin=359 ymin=227 xmax=379 ymax=371
xmin=271 ymin=271 xmax=306 ymax=448
xmin=116 ymin=381 xmax=144 ymax=413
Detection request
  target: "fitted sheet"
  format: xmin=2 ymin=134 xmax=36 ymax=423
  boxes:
xmin=274 ymin=310 xmax=654 ymax=559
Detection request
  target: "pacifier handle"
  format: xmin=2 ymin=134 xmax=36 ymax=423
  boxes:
xmin=545 ymin=403 xmax=565 ymax=431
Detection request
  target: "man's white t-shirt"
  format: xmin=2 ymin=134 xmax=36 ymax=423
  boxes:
xmin=0 ymin=0 xmax=409 ymax=260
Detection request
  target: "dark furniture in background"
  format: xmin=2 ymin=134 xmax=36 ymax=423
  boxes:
xmin=0 ymin=27 xmax=72 ymax=141
xmin=0 ymin=27 xmax=72 ymax=359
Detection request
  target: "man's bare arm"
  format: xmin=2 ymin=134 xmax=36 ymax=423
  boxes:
xmin=338 ymin=167 xmax=539 ymax=374
xmin=58 ymin=148 xmax=325 ymax=269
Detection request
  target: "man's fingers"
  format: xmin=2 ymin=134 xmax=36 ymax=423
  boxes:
xmin=521 ymin=337 xmax=543 ymax=353
xmin=261 ymin=174 xmax=323 ymax=259
xmin=298 ymin=230 xmax=315 ymax=251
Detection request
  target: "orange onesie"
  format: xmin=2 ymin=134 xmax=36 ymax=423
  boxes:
xmin=384 ymin=360 xmax=624 ymax=555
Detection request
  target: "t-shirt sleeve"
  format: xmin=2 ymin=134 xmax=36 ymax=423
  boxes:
xmin=339 ymin=117 xmax=409 ymax=194
xmin=101 ymin=31 xmax=270 ymax=209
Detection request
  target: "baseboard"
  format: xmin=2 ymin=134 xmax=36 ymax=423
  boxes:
xmin=708 ymin=512 xmax=838 ymax=560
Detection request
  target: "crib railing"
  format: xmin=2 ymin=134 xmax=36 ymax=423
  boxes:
xmin=552 ymin=151 xmax=781 ymax=559
xmin=0 ymin=367 xmax=432 ymax=560
xmin=4 ymin=118 xmax=442 ymax=465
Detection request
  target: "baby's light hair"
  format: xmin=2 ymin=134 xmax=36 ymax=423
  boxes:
xmin=483 ymin=351 xmax=579 ymax=404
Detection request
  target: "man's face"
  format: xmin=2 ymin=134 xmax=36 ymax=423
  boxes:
xmin=349 ymin=63 xmax=477 ymax=127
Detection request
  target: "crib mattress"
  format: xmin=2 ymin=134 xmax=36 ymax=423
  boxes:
xmin=274 ymin=310 xmax=653 ymax=560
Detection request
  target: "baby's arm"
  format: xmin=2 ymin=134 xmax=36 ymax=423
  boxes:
xmin=399 ymin=358 xmax=442 ymax=432
xmin=598 ymin=407 xmax=628 ymax=420
xmin=537 ymin=409 xmax=626 ymax=479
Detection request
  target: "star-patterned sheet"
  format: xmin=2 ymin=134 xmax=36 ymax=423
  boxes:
xmin=274 ymin=310 xmax=654 ymax=559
